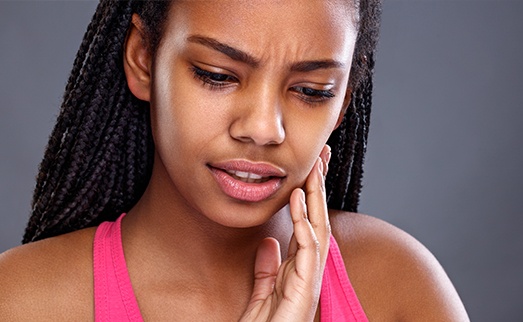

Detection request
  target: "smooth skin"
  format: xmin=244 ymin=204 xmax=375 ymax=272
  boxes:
xmin=0 ymin=1 xmax=469 ymax=321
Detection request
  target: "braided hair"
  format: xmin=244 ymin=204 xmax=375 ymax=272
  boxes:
xmin=23 ymin=0 xmax=382 ymax=243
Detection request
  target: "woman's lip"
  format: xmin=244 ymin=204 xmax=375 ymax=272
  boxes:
xmin=208 ymin=160 xmax=286 ymax=202
xmin=209 ymin=168 xmax=284 ymax=202
xmin=209 ymin=160 xmax=286 ymax=178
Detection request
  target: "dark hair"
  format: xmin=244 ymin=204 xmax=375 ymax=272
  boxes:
xmin=23 ymin=0 xmax=382 ymax=243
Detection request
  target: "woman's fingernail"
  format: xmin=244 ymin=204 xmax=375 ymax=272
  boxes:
xmin=299 ymin=189 xmax=305 ymax=203
xmin=298 ymin=189 xmax=307 ymax=218
xmin=324 ymin=145 xmax=332 ymax=164
xmin=318 ymin=157 xmax=323 ymax=174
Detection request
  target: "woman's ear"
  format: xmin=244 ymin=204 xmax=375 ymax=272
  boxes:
xmin=123 ymin=14 xmax=152 ymax=102
xmin=334 ymin=87 xmax=352 ymax=130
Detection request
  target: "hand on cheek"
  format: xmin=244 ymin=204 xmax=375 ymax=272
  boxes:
xmin=240 ymin=145 xmax=331 ymax=321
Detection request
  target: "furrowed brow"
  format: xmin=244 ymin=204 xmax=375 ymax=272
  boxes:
xmin=187 ymin=35 xmax=260 ymax=67
xmin=290 ymin=60 xmax=346 ymax=73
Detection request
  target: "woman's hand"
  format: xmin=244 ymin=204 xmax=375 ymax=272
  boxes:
xmin=240 ymin=145 xmax=332 ymax=322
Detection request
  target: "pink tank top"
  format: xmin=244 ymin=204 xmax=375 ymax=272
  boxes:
xmin=93 ymin=214 xmax=368 ymax=321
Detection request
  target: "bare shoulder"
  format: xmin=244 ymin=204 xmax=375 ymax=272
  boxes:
xmin=0 ymin=228 xmax=96 ymax=321
xmin=328 ymin=210 xmax=469 ymax=322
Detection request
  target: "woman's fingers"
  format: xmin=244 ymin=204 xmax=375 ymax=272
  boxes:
xmin=286 ymin=190 xmax=306 ymax=259
xmin=304 ymin=155 xmax=331 ymax=263
xmin=287 ymin=145 xmax=331 ymax=276
xmin=270 ymin=148 xmax=330 ymax=320
xmin=288 ymin=187 xmax=320 ymax=279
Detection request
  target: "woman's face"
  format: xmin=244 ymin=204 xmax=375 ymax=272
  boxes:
xmin=148 ymin=0 xmax=357 ymax=227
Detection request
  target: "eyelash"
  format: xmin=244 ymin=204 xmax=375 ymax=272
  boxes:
xmin=291 ymin=87 xmax=336 ymax=104
xmin=191 ymin=66 xmax=237 ymax=89
xmin=190 ymin=65 xmax=336 ymax=104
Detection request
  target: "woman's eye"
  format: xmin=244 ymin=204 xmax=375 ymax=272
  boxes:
xmin=191 ymin=66 xmax=237 ymax=89
xmin=291 ymin=86 xmax=336 ymax=104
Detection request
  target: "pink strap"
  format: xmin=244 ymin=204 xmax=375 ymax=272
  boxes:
xmin=93 ymin=214 xmax=143 ymax=322
xmin=320 ymin=235 xmax=368 ymax=322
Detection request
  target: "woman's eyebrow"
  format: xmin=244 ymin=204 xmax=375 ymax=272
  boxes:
xmin=187 ymin=35 xmax=260 ymax=67
xmin=290 ymin=60 xmax=346 ymax=73
xmin=186 ymin=35 xmax=345 ymax=72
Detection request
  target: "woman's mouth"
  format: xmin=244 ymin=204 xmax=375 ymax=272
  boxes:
xmin=224 ymin=170 xmax=272 ymax=184
xmin=208 ymin=160 xmax=286 ymax=202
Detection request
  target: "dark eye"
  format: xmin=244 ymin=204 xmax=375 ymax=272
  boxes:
xmin=191 ymin=66 xmax=237 ymax=89
xmin=291 ymin=86 xmax=335 ymax=104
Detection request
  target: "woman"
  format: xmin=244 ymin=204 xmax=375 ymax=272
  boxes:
xmin=0 ymin=0 xmax=469 ymax=320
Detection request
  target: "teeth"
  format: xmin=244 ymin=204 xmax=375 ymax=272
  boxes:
xmin=235 ymin=171 xmax=250 ymax=179
xmin=226 ymin=170 xmax=268 ymax=183
xmin=247 ymin=172 xmax=263 ymax=180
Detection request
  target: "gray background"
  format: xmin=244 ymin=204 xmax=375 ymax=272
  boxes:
xmin=1 ymin=1 xmax=521 ymax=320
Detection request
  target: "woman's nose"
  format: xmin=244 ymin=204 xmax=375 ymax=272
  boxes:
xmin=229 ymin=86 xmax=286 ymax=146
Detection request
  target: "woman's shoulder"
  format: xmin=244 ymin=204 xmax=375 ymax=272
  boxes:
xmin=328 ymin=210 xmax=469 ymax=321
xmin=0 ymin=227 xmax=96 ymax=320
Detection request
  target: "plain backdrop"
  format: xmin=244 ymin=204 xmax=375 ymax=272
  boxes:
xmin=1 ymin=1 xmax=522 ymax=320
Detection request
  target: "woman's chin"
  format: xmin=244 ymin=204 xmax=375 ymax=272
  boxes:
xmin=201 ymin=201 xmax=290 ymax=230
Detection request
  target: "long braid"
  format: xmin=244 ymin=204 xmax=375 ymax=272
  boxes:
xmin=31 ymin=2 xmax=106 ymax=203
xmin=24 ymin=1 xmax=154 ymax=243
xmin=326 ymin=0 xmax=381 ymax=212
xmin=345 ymin=56 xmax=374 ymax=211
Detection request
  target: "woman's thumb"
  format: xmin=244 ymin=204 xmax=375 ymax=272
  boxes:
xmin=244 ymin=238 xmax=281 ymax=313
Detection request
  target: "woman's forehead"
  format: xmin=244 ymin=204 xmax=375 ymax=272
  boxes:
xmin=162 ymin=0 xmax=358 ymax=66
xmin=170 ymin=0 xmax=357 ymax=30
